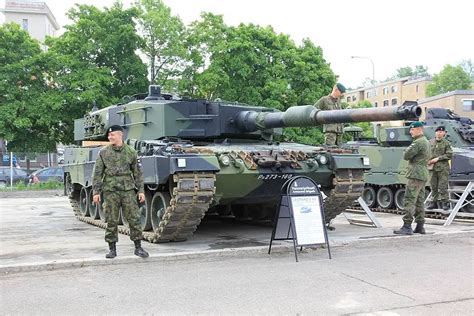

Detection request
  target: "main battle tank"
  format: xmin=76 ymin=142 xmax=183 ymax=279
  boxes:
xmin=347 ymin=106 xmax=473 ymax=214
xmin=63 ymin=85 xmax=421 ymax=242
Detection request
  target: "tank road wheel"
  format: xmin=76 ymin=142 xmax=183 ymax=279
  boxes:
xmin=79 ymin=186 xmax=90 ymax=216
xmin=362 ymin=186 xmax=377 ymax=208
xmin=88 ymin=188 xmax=99 ymax=219
xmin=394 ymin=188 xmax=405 ymax=210
xmin=151 ymin=192 xmax=171 ymax=231
xmin=139 ymin=191 xmax=153 ymax=231
xmin=377 ymin=186 xmax=394 ymax=209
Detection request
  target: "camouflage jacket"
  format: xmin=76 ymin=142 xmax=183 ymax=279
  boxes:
xmin=429 ymin=137 xmax=453 ymax=172
xmin=314 ymin=95 xmax=343 ymax=133
xmin=92 ymin=144 xmax=144 ymax=195
xmin=403 ymin=135 xmax=430 ymax=181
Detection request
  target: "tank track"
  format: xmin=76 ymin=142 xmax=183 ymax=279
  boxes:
xmin=324 ymin=169 xmax=365 ymax=224
xmin=69 ymin=172 xmax=216 ymax=243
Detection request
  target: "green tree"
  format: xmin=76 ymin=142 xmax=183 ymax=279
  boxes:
xmin=45 ymin=3 xmax=149 ymax=144
xmin=426 ymin=64 xmax=471 ymax=97
xmin=185 ymin=15 xmax=336 ymax=144
xmin=135 ymin=0 xmax=187 ymax=90
xmin=459 ymin=59 xmax=474 ymax=80
xmin=0 ymin=23 xmax=59 ymax=152
xmin=392 ymin=65 xmax=429 ymax=79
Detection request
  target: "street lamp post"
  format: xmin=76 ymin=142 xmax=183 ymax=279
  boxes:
xmin=351 ymin=56 xmax=375 ymax=84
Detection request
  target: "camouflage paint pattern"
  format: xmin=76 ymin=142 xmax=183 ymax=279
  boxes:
xmin=429 ymin=137 xmax=453 ymax=202
xmin=62 ymin=86 xmax=422 ymax=242
xmin=92 ymin=144 xmax=144 ymax=195
xmin=402 ymin=178 xmax=426 ymax=224
xmin=103 ymin=190 xmax=142 ymax=242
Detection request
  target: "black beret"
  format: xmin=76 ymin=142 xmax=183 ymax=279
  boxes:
xmin=435 ymin=126 xmax=446 ymax=132
xmin=336 ymin=82 xmax=347 ymax=93
xmin=107 ymin=125 xmax=123 ymax=134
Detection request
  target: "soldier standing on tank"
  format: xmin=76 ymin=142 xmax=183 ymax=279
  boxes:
xmin=427 ymin=126 xmax=453 ymax=211
xmin=314 ymin=83 xmax=346 ymax=146
xmin=92 ymin=125 xmax=149 ymax=259
xmin=394 ymin=121 xmax=430 ymax=235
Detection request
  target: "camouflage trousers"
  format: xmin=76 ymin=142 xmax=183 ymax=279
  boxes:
xmin=430 ymin=169 xmax=449 ymax=202
xmin=402 ymin=178 xmax=426 ymax=224
xmin=324 ymin=132 xmax=343 ymax=146
xmin=103 ymin=190 xmax=142 ymax=243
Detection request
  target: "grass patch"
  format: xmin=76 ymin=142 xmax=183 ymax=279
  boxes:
xmin=0 ymin=179 xmax=64 ymax=191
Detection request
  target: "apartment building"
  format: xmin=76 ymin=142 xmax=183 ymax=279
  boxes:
xmin=0 ymin=0 xmax=59 ymax=51
xmin=344 ymin=77 xmax=432 ymax=108
xmin=419 ymin=90 xmax=474 ymax=120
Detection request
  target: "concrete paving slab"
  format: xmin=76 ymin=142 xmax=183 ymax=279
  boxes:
xmin=1 ymin=195 xmax=473 ymax=274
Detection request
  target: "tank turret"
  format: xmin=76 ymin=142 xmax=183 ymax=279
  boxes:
xmin=76 ymin=85 xmax=421 ymax=142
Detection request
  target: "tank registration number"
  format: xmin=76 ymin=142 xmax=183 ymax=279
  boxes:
xmin=257 ymin=174 xmax=294 ymax=180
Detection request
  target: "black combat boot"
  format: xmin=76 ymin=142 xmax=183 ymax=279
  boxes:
xmin=105 ymin=242 xmax=117 ymax=259
xmin=134 ymin=240 xmax=149 ymax=258
xmin=442 ymin=201 xmax=450 ymax=211
xmin=413 ymin=222 xmax=426 ymax=234
xmin=426 ymin=201 xmax=437 ymax=210
xmin=393 ymin=223 xmax=413 ymax=235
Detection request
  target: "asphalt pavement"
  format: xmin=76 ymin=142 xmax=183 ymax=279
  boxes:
xmin=1 ymin=193 xmax=473 ymax=274
xmin=1 ymin=232 xmax=472 ymax=315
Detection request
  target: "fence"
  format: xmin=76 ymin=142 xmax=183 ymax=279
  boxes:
xmin=1 ymin=151 xmax=63 ymax=173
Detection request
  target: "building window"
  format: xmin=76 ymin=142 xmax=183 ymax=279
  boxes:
xmin=391 ymin=85 xmax=398 ymax=93
xmin=22 ymin=19 xmax=28 ymax=31
xmin=352 ymin=95 xmax=356 ymax=101
xmin=374 ymin=102 xmax=378 ymax=107
xmin=391 ymin=98 xmax=398 ymax=106
xmin=383 ymin=87 xmax=389 ymax=95
xmin=346 ymin=96 xmax=351 ymax=102
xmin=383 ymin=100 xmax=389 ymax=107
xmin=462 ymin=99 xmax=474 ymax=111
xmin=367 ymin=89 xmax=377 ymax=98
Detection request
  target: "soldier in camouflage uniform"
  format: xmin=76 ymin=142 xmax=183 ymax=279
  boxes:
xmin=394 ymin=121 xmax=430 ymax=235
xmin=427 ymin=126 xmax=453 ymax=211
xmin=92 ymin=125 xmax=149 ymax=259
xmin=314 ymin=83 xmax=346 ymax=146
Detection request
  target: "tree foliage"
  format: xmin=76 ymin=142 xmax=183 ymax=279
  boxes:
xmin=44 ymin=3 xmax=149 ymax=144
xmin=185 ymin=15 xmax=336 ymax=110
xmin=392 ymin=65 xmax=429 ymax=79
xmin=426 ymin=64 xmax=471 ymax=97
xmin=135 ymin=0 xmax=187 ymax=90
xmin=2 ymin=2 xmax=341 ymax=147
xmin=0 ymin=23 xmax=59 ymax=152
xmin=459 ymin=59 xmax=474 ymax=80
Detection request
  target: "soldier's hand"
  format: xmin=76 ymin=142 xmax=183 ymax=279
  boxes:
xmin=93 ymin=194 xmax=101 ymax=205
xmin=138 ymin=192 xmax=145 ymax=203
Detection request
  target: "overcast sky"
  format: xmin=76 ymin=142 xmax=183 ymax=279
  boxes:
xmin=2 ymin=0 xmax=473 ymax=88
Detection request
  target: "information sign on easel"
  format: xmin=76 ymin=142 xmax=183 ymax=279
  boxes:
xmin=268 ymin=176 xmax=331 ymax=262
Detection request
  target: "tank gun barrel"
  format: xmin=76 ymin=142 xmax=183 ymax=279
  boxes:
xmin=236 ymin=103 xmax=422 ymax=132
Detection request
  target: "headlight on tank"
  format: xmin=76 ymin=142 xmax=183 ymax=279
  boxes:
xmin=362 ymin=156 xmax=370 ymax=166
xmin=306 ymin=158 xmax=319 ymax=168
xmin=219 ymin=154 xmax=231 ymax=166
xmin=317 ymin=155 xmax=328 ymax=165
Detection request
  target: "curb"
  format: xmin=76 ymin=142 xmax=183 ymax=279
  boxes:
xmin=2 ymin=230 xmax=472 ymax=275
xmin=0 ymin=189 xmax=64 ymax=199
